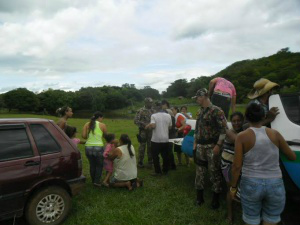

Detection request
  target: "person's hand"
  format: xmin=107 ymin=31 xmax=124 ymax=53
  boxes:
xmin=267 ymin=107 xmax=279 ymax=122
xmin=229 ymin=187 xmax=237 ymax=200
xmin=212 ymin=145 xmax=220 ymax=156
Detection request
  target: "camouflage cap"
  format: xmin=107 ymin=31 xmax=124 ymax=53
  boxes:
xmin=144 ymin=97 xmax=153 ymax=103
xmin=192 ymin=88 xmax=208 ymax=99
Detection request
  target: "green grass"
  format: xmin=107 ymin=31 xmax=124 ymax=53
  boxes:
xmin=0 ymin=114 xmax=244 ymax=225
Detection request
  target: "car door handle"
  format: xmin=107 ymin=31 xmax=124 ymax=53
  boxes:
xmin=24 ymin=161 xmax=40 ymax=167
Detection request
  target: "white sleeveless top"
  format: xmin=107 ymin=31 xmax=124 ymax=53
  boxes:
xmin=113 ymin=145 xmax=137 ymax=181
xmin=242 ymin=127 xmax=282 ymax=179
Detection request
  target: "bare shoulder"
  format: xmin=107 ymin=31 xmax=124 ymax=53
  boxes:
xmin=237 ymin=129 xmax=253 ymax=140
xmin=114 ymin=147 xmax=122 ymax=157
xmin=57 ymin=118 xmax=66 ymax=124
xmin=99 ymin=122 xmax=107 ymax=130
xmin=265 ymin=127 xmax=279 ymax=138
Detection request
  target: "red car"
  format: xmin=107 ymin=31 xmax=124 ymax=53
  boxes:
xmin=0 ymin=118 xmax=85 ymax=225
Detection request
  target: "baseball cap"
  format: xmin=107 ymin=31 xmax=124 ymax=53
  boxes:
xmin=192 ymin=88 xmax=208 ymax=99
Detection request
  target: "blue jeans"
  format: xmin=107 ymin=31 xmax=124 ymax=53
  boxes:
xmin=85 ymin=146 xmax=104 ymax=184
xmin=240 ymin=177 xmax=285 ymax=225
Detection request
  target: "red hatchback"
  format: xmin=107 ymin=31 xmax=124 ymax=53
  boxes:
xmin=0 ymin=118 xmax=85 ymax=225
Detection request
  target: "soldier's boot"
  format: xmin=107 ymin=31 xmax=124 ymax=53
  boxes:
xmin=211 ymin=192 xmax=220 ymax=210
xmin=195 ymin=189 xmax=204 ymax=206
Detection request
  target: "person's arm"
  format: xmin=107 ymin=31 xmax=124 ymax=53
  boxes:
xmin=182 ymin=112 xmax=192 ymax=119
xmin=230 ymin=133 xmax=244 ymax=198
xmin=193 ymin=118 xmax=199 ymax=150
xmin=277 ymin=131 xmax=296 ymax=161
xmin=80 ymin=140 xmax=86 ymax=144
xmin=100 ymin=123 xmax=107 ymax=136
xmin=145 ymin=123 xmax=156 ymax=129
xmin=108 ymin=147 xmax=122 ymax=160
xmin=226 ymin=129 xmax=237 ymax=142
xmin=57 ymin=119 xmax=66 ymax=130
xmin=168 ymin=115 xmax=172 ymax=129
xmin=82 ymin=123 xmax=89 ymax=139
xmin=231 ymin=95 xmax=236 ymax=113
xmin=134 ymin=109 xmax=145 ymax=128
xmin=178 ymin=116 xmax=186 ymax=132
xmin=208 ymin=78 xmax=217 ymax=98
xmin=145 ymin=115 xmax=156 ymax=129
xmin=262 ymin=107 xmax=279 ymax=126
xmin=212 ymin=110 xmax=227 ymax=155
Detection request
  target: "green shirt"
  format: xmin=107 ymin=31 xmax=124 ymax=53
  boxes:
xmin=85 ymin=121 xmax=104 ymax=147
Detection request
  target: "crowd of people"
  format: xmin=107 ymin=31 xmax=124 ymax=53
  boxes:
xmin=56 ymin=77 xmax=297 ymax=225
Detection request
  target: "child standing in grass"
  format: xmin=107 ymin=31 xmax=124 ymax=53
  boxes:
xmin=65 ymin=126 xmax=85 ymax=146
xmin=103 ymin=133 xmax=118 ymax=187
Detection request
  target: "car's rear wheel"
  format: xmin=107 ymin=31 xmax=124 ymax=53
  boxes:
xmin=25 ymin=186 xmax=71 ymax=225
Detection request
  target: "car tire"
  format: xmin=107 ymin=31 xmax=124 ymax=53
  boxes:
xmin=25 ymin=186 xmax=71 ymax=225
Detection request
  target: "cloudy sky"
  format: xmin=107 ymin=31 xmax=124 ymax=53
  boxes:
xmin=0 ymin=0 xmax=299 ymax=93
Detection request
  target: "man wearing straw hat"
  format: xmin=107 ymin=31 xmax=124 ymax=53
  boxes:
xmin=247 ymin=78 xmax=280 ymax=127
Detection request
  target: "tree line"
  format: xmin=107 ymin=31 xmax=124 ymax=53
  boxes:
xmin=0 ymin=48 xmax=299 ymax=113
xmin=0 ymin=85 xmax=160 ymax=114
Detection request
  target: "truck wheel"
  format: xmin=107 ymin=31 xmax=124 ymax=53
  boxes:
xmin=25 ymin=186 xmax=71 ymax=225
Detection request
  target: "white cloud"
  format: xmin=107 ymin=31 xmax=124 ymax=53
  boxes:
xmin=0 ymin=0 xmax=299 ymax=93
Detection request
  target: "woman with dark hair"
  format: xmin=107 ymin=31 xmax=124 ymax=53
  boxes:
xmin=171 ymin=106 xmax=190 ymax=166
xmin=231 ymin=103 xmax=296 ymax=225
xmin=180 ymin=105 xmax=192 ymax=119
xmin=56 ymin=106 xmax=73 ymax=131
xmin=82 ymin=112 xmax=107 ymax=187
xmin=108 ymin=134 xmax=143 ymax=190
xmin=221 ymin=111 xmax=244 ymax=224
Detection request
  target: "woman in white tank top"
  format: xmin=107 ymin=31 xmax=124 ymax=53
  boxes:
xmin=231 ymin=103 xmax=296 ymax=225
xmin=107 ymin=134 xmax=143 ymax=190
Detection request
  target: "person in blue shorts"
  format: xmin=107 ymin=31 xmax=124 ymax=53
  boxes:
xmin=231 ymin=103 xmax=296 ymax=225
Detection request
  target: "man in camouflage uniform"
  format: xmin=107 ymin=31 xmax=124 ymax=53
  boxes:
xmin=192 ymin=88 xmax=227 ymax=209
xmin=134 ymin=97 xmax=155 ymax=168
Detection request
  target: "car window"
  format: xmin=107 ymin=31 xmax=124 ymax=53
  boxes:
xmin=280 ymin=94 xmax=300 ymax=125
xmin=0 ymin=125 xmax=33 ymax=162
xmin=30 ymin=124 xmax=61 ymax=155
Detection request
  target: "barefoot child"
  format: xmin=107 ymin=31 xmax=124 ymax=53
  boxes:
xmin=103 ymin=133 xmax=118 ymax=187
xmin=65 ymin=126 xmax=85 ymax=146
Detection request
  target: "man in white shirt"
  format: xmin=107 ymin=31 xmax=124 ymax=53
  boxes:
xmin=146 ymin=101 xmax=172 ymax=175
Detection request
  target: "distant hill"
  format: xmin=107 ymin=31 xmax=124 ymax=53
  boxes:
xmin=214 ymin=48 xmax=300 ymax=103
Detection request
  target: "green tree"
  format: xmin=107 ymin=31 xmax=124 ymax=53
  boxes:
xmin=165 ymin=79 xmax=189 ymax=97
xmin=0 ymin=94 xmax=5 ymax=109
xmin=105 ymin=89 xmax=127 ymax=110
xmin=140 ymin=86 xmax=160 ymax=99
xmin=38 ymin=89 xmax=74 ymax=114
xmin=3 ymin=88 xmax=39 ymax=112
xmin=121 ymin=84 xmax=144 ymax=102
xmin=187 ymin=76 xmax=211 ymax=97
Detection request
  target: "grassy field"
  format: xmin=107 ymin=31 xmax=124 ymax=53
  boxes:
xmin=0 ymin=113 xmax=244 ymax=225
